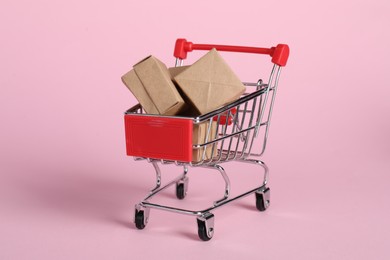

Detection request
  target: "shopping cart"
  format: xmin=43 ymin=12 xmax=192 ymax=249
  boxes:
xmin=124 ymin=38 xmax=289 ymax=241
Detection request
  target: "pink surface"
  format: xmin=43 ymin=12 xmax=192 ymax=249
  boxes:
xmin=1 ymin=0 xmax=390 ymax=259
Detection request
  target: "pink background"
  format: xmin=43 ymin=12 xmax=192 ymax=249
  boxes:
xmin=1 ymin=0 xmax=389 ymax=259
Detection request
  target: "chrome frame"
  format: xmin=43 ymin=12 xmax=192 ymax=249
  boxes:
xmin=137 ymin=159 xmax=269 ymax=217
xmin=128 ymin=57 xmax=284 ymax=237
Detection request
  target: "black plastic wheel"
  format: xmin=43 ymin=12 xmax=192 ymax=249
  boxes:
xmin=197 ymin=219 xmax=213 ymax=241
xmin=256 ymin=187 xmax=270 ymax=212
xmin=176 ymin=183 xmax=186 ymax=200
xmin=135 ymin=210 xmax=146 ymax=229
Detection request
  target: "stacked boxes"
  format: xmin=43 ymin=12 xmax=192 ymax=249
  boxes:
xmin=122 ymin=49 xmax=245 ymax=162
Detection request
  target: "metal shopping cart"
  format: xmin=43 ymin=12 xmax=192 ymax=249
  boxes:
xmin=124 ymin=38 xmax=289 ymax=241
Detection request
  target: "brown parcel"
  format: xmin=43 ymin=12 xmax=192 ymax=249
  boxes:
xmin=168 ymin=66 xmax=198 ymax=117
xmin=122 ymin=56 xmax=185 ymax=116
xmin=192 ymin=121 xmax=218 ymax=162
xmin=173 ymin=49 xmax=246 ymax=115
xmin=170 ymin=66 xmax=218 ymax=162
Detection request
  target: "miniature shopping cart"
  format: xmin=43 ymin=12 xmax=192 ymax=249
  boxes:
xmin=124 ymin=38 xmax=289 ymax=241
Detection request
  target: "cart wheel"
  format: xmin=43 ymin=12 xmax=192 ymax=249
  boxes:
xmin=135 ymin=210 xmax=146 ymax=229
xmin=176 ymin=183 xmax=186 ymax=199
xmin=134 ymin=206 xmax=150 ymax=230
xmin=255 ymin=187 xmax=270 ymax=211
xmin=176 ymin=177 xmax=188 ymax=200
xmin=197 ymin=213 xmax=214 ymax=241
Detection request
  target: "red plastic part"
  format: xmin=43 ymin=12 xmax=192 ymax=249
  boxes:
xmin=124 ymin=115 xmax=193 ymax=162
xmin=173 ymin=38 xmax=193 ymax=60
xmin=271 ymin=44 xmax=290 ymax=67
xmin=213 ymin=108 xmax=237 ymax=125
xmin=173 ymin=38 xmax=289 ymax=66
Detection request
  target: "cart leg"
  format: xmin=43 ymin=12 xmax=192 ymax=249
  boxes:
xmin=238 ymin=159 xmax=269 ymax=186
xmin=238 ymin=159 xmax=270 ymax=211
xmin=202 ymin=164 xmax=230 ymax=206
xmin=143 ymin=162 xmax=190 ymax=201
xmin=150 ymin=161 xmax=162 ymax=193
xmin=176 ymin=165 xmax=189 ymax=200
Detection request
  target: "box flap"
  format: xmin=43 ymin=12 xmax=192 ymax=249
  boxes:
xmin=168 ymin=66 xmax=190 ymax=79
xmin=133 ymin=55 xmax=152 ymax=66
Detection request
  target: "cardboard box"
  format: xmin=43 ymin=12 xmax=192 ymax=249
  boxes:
xmin=170 ymin=68 xmax=218 ymax=161
xmin=172 ymin=49 xmax=246 ymax=115
xmin=122 ymin=56 xmax=185 ymax=116
xmin=169 ymin=66 xmax=199 ymax=117
xmin=192 ymin=121 xmax=218 ymax=162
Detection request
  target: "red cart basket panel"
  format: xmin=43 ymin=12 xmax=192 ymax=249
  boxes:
xmin=124 ymin=115 xmax=193 ymax=162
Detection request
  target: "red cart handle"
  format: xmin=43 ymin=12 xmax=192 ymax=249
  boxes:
xmin=174 ymin=38 xmax=289 ymax=66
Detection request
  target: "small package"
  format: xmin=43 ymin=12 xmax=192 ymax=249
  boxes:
xmin=122 ymin=56 xmax=185 ymax=116
xmin=172 ymin=49 xmax=245 ymax=115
